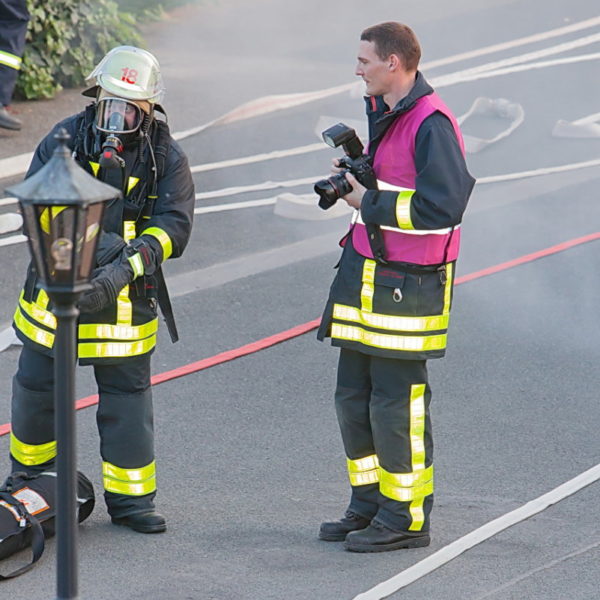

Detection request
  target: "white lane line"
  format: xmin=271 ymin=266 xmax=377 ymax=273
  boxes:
xmin=435 ymin=52 xmax=600 ymax=89
xmin=423 ymin=16 xmax=600 ymax=70
xmin=477 ymin=157 xmax=600 ymax=184
xmin=0 ymin=234 xmax=26 ymax=247
xmin=0 ymin=197 xmax=17 ymax=207
xmin=0 ymin=152 xmax=32 ymax=180
xmin=194 ymin=175 xmax=319 ymax=200
xmin=194 ymin=197 xmax=277 ymax=214
xmin=190 ymin=142 xmax=325 ymax=173
xmin=432 ymin=32 xmax=600 ymax=87
xmin=352 ymin=463 xmax=600 ymax=600
xmin=472 ymin=540 xmax=600 ymax=600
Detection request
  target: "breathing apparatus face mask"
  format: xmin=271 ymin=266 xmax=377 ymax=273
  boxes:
xmin=94 ymin=96 xmax=147 ymax=171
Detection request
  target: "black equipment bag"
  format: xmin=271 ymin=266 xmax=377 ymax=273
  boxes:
xmin=0 ymin=471 xmax=95 ymax=580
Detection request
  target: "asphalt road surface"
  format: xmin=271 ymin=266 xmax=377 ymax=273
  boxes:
xmin=0 ymin=1 xmax=599 ymax=598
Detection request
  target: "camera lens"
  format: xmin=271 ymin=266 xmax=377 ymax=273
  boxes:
xmin=314 ymin=172 xmax=353 ymax=210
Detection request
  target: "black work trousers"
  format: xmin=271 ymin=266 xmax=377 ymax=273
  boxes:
xmin=0 ymin=0 xmax=29 ymax=105
xmin=10 ymin=345 xmax=156 ymax=517
xmin=335 ymin=348 xmax=434 ymax=532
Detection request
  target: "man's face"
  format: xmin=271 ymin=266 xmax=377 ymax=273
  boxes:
xmin=107 ymin=101 xmax=139 ymax=130
xmin=355 ymin=40 xmax=392 ymax=97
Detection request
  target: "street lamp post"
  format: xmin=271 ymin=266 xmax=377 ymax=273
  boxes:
xmin=6 ymin=129 xmax=121 ymax=600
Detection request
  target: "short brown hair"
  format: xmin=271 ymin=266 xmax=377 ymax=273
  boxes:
xmin=361 ymin=22 xmax=421 ymax=72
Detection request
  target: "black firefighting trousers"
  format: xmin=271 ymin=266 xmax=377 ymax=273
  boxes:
xmin=0 ymin=0 xmax=29 ymax=106
xmin=335 ymin=348 xmax=434 ymax=532
xmin=10 ymin=345 xmax=156 ymax=518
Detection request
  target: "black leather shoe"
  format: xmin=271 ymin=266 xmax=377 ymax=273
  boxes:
xmin=318 ymin=509 xmax=371 ymax=541
xmin=111 ymin=510 xmax=166 ymax=533
xmin=344 ymin=520 xmax=430 ymax=552
xmin=0 ymin=105 xmax=22 ymax=131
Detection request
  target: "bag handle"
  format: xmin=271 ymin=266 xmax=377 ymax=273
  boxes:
xmin=0 ymin=490 xmax=46 ymax=580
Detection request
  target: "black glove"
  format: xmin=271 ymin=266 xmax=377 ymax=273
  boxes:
xmin=78 ymin=259 xmax=134 ymax=314
xmin=95 ymin=231 xmax=127 ymax=267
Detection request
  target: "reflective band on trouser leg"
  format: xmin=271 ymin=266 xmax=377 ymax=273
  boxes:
xmin=408 ymin=383 xmax=430 ymax=530
xmin=360 ymin=259 xmax=376 ymax=313
xmin=347 ymin=454 xmax=380 ymax=486
xmin=10 ymin=433 xmax=57 ymax=466
xmin=0 ymin=50 xmax=22 ymax=70
xmin=379 ymin=465 xmax=434 ymax=501
xmin=103 ymin=461 xmax=156 ymax=496
xmin=395 ymin=191 xmax=415 ymax=229
xmin=141 ymin=226 xmax=173 ymax=260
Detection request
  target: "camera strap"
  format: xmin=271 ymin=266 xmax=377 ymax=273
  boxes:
xmin=365 ymin=222 xmax=388 ymax=265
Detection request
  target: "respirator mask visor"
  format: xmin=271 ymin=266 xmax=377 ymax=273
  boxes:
xmin=95 ymin=97 xmax=143 ymax=135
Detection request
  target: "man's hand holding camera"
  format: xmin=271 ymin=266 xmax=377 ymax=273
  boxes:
xmin=331 ymin=158 xmax=366 ymax=209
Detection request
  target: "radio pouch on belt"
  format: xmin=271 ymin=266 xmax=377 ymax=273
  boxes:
xmin=0 ymin=471 xmax=95 ymax=580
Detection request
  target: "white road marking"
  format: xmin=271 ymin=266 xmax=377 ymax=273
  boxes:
xmin=432 ymin=32 xmax=600 ymax=87
xmin=422 ymin=16 xmax=600 ymax=70
xmin=435 ymin=52 xmax=600 ymax=89
xmin=472 ymin=540 xmax=600 ymax=600
xmin=190 ymin=142 xmax=325 ymax=173
xmin=194 ymin=197 xmax=277 ymax=214
xmin=0 ymin=234 xmax=26 ymax=247
xmin=352 ymin=463 xmax=600 ymax=600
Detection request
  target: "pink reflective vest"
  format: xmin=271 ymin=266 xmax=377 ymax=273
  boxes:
xmin=351 ymin=93 xmax=466 ymax=265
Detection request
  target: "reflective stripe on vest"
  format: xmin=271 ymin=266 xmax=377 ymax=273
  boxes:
xmin=102 ymin=460 xmax=157 ymax=496
xmin=10 ymin=433 xmax=57 ymax=466
xmin=352 ymin=210 xmax=458 ymax=236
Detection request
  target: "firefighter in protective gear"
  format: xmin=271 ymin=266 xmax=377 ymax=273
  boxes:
xmin=9 ymin=46 xmax=195 ymax=533
xmin=317 ymin=23 xmax=475 ymax=552
xmin=0 ymin=0 xmax=29 ymax=130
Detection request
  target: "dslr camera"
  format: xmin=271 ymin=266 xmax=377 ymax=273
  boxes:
xmin=314 ymin=123 xmax=377 ymax=210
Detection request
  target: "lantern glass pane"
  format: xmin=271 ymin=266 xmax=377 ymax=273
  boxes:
xmin=20 ymin=203 xmax=47 ymax=280
xmin=77 ymin=202 xmax=104 ymax=282
xmin=44 ymin=205 xmax=77 ymax=286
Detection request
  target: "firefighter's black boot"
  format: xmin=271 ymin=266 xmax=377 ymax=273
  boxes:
xmin=344 ymin=520 xmax=430 ymax=552
xmin=0 ymin=105 xmax=22 ymax=131
xmin=319 ymin=509 xmax=371 ymax=541
xmin=111 ymin=510 xmax=166 ymax=533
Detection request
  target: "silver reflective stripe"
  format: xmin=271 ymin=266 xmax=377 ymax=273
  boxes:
xmin=353 ymin=210 xmax=458 ymax=236
xmin=377 ymin=180 xmax=414 ymax=193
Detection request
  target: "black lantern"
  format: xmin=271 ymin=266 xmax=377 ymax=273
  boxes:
xmin=6 ymin=128 xmax=121 ymax=600
xmin=7 ymin=129 xmax=120 ymax=296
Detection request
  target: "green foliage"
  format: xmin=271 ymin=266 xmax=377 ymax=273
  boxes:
xmin=15 ymin=0 xmax=142 ymax=100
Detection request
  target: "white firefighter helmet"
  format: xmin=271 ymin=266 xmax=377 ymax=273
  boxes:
xmin=85 ymin=46 xmax=165 ymax=104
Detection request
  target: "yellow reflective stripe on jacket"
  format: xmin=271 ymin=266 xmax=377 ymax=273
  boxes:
xmin=78 ymin=318 xmax=158 ymax=341
xmin=395 ymin=190 xmax=415 ymax=230
xmin=40 ymin=206 xmax=68 ymax=235
xmin=333 ymin=304 xmax=448 ymax=333
xmin=360 ymin=259 xmax=376 ymax=313
xmin=115 ymin=221 xmax=136 ymax=326
xmin=18 ymin=291 xmax=56 ymax=329
xmin=14 ymin=306 xmax=54 ymax=348
xmin=89 ymin=161 xmax=100 ymax=177
xmin=379 ymin=465 xmax=433 ymax=502
xmin=10 ymin=433 xmax=57 ymax=466
xmin=331 ymin=324 xmax=446 ymax=352
xmin=78 ymin=335 xmax=156 ymax=359
xmin=142 ymin=226 xmax=172 ymax=260
xmin=409 ymin=383 xmax=428 ymax=530
xmin=0 ymin=50 xmax=22 ymax=70
xmin=102 ymin=461 xmax=156 ymax=496
xmin=127 ymin=177 xmax=140 ymax=195
xmin=347 ymin=454 xmax=380 ymax=486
